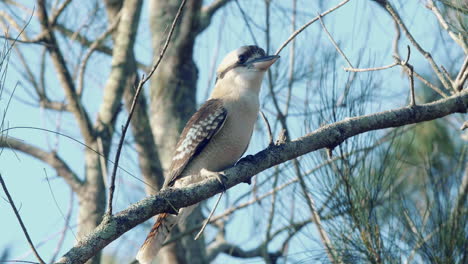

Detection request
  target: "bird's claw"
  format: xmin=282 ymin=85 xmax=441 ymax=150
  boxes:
xmin=200 ymin=168 xmax=228 ymax=192
xmin=216 ymin=173 xmax=228 ymax=192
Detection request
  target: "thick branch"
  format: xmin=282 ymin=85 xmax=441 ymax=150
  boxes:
xmin=206 ymin=241 xmax=281 ymax=262
xmin=55 ymin=24 xmax=148 ymax=71
xmin=199 ymin=0 xmax=232 ymax=32
xmin=56 ymin=90 xmax=467 ymax=264
xmin=0 ymin=137 xmax=83 ymax=194
xmin=95 ymin=0 xmax=142 ymax=141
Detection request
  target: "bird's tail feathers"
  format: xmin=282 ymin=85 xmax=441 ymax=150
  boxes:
xmin=136 ymin=213 xmax=176 ymax=264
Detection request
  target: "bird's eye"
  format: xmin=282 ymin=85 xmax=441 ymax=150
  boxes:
xmin=238 ymin=54 xmax=247 ymax=64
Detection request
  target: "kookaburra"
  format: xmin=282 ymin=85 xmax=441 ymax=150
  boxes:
xmin=136 ymin=45 xmax=279 ymax=264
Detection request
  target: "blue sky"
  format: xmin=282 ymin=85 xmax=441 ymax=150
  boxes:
xmin=0 ymin=0 xmax=463 ymax=263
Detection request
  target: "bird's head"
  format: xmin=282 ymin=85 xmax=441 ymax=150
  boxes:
xmin=212 ymin=45 xmax=279 ymax=97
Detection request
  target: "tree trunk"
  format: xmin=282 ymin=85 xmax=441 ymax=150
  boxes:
xmin=78 ymin=148 xmax=106 ymax=264
xmin=148 ymin=0 xmax=206 ymax=263
xmin=149 ymin=0 xmax=199 ymax=168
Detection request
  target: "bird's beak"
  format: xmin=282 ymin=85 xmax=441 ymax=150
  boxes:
xmin=249 ymin=55 xmax=280 ymax=71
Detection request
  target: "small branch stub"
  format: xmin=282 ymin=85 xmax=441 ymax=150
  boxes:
xmin=400 ymin=46 xmax=416 ymax=107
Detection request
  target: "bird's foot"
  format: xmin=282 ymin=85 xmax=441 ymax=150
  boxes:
xmin=200 ymin=168 xmax=228 ymax=192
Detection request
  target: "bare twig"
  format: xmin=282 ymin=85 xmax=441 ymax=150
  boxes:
xmin=385 ymin=4 xmax=445 ymax=99
xmin=264 ymin=0 xmax=289 ymax=145
xmin=382 ymin=1 xmax=453 ymax=91
xmin=402 ymin=63 xmax=448 ymax=98
xmin=264 ymin=166 xmax=280 ymax=263
xmin=408 ymin=64 xmax=415 ymax=106
xmin=318 ymin=13 xmax=353 ymax=68
xmin=0 ymin=174 xmax=46 ymax=264
xmin=454 ymin=56 xmax=468 ymax=92
xmin=49 ymin=188 xmax=75 ymax=263
xmin=194 ymin=192 xmax=223 ymax=240
xmin=36 ymin=0 xmax=94 ymax=144
xmin=234 ymin=0 xmax=258 ymax=45
xmin=454 ymin=165 xmax=468 ymax=219
xmin=284 ymin=0 xmax=296 ymax=117
xmin=106 ymin=0 xmax=187 ymax=216
xmin=77 ymin=13 xmax=121 ymax=97
xmin=0 ymin=10 xmax=40 ymax=44
xmin=97 ymin=136 xmax=108 ymax=188
xmin=392 ymin=43 xmax=449 ymax=98
xmin=204 ymin=17 xmax=225 ymax=100
xmin=294 ymin=158 xmax=341 ymax=263
xmin=49 ymin=0 xmax=72 ymax=26
xmin=426 ymin=0 xmax=468 ymax=54
xmin=344 ymin=62 xmax=398 ymax=72
xmin=275 ymin=0 xmax=350 ymax=56
xmin=260 ymin=110 xmax=273 ymax=146
xmin=401 ymin=46 xmax=416 ymax=106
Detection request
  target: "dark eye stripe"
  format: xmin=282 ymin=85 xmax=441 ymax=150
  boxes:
xmin=216 ymin=46 xmax=267 ymax=80
xmin=238 ymin=54 xmax=247 ymax=64
xmin=217 ymin=63 xmax=239 ymax=79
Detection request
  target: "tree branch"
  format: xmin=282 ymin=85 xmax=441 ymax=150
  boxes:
xmin=199 ymin=0 xmax=232 ymax=32
xmin=0 ymin=137 xmax=83 ymax=194
xmin=54 ymin=23 xmax=149 ymax=71
xmin=36 ymin=0 xmax=94 ymax=144
xmin=49 ymin=0 xmax=72 ymax=26
xmin=55 ymin=90 xmax=467 ymax=264
xmin=55 ymin=24 xmax=113 ymax=54
xmin=77 ymin=12 xmax=121 ymax=97
xmin=95 ymin=0 xmax=140 ymax=135
xmin=0 ymin=173 xmax=46 ymax=264
xmin=379 ymin=0 xmax=453 ymax=91
xmin=206 ymin=241 xmax=281 ymax=262
xmin=275 ymin=0 xmax=350 ymax=56
xmin=426 ymin=0 xmax=468 ymax=55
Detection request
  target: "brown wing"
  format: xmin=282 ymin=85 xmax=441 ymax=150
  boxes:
xmin=164 ymin=99 xmax=227 ymax=188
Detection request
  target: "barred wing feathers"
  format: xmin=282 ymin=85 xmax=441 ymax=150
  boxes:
xmin=164 ymin=99 xmax=227 ymax=187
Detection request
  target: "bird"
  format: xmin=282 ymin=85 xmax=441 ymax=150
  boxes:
xmin=136 ymin=45 xmax=279 ymax=264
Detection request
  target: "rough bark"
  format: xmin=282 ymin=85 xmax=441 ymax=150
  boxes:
xmin=79 ymin=147 xmax=106 ymax=264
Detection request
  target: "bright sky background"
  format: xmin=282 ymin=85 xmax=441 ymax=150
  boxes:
xmin=0 ymin=0 xmax=462 ymax=263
